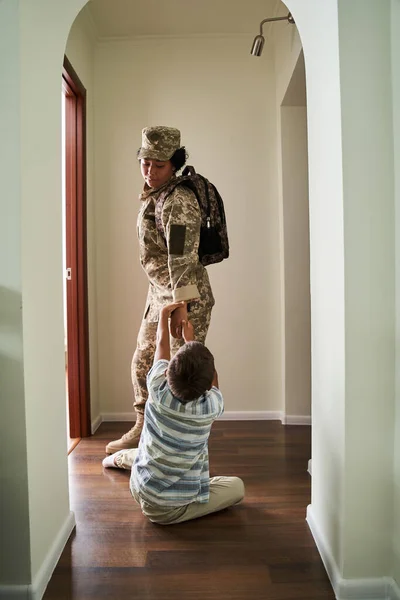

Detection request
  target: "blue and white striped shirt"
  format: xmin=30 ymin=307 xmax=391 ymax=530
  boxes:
xmin=131 ymin=359 xmax=224 ymax=507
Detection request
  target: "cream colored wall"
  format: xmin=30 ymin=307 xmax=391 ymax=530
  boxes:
xmin=0 ymin=0 xmax=31 ymax=585
xmin=66 ymin=9 xmax=100 ymax=427
xmin=94 ymin=36 xmax=282 ymax=415
xmin=272 ymin=5 xmax=303 ymax=108
xmin=392 ymin=0 xmax=400 ymax=587
xmin=269 ymin=10 xmax=311 ymax=427
xmin=280 ymin=105 xmax=310 ymax=420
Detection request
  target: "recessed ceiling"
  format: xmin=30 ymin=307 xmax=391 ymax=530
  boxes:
xmin=86 ymin=0 xmax=281 ymax=39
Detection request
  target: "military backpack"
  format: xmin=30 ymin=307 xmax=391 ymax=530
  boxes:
xmin=154 ymin=165 xmax=229 ymax=267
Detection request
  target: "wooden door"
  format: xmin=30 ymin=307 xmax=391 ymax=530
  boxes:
xmin=62 ymin=56 xmax=91 ymax=440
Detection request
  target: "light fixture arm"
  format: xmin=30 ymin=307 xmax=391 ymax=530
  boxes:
xmin=258 ymin=13 xmax=295 ymax=35
xmin=250 ymin=13 xmax=295 ymax=57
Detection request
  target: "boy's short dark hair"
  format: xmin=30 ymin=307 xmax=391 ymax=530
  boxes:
xmin=167 ymin=341 xmax=215 ymax=403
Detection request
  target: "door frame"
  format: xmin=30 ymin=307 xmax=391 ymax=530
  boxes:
xmin=62 ymin=55 xmax=91 ymax=438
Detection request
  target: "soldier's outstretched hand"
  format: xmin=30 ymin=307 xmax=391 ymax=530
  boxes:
xmin=182 ymin=319 xmax=195 ymax=343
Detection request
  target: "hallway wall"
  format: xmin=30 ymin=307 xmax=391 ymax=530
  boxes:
xmin=280 ymin=104 xmax=310 ymax=421
xmin=275 ymin=0 xmax=346 ymax=574
xmin=338 ymin=0 xmax=395 ymax=578
xmin=392 ymin=0 xmax=400 ymax=587
xmin=92 ymin=35 xmax=282 ymax=416
xmin=0 ymin=0 xmax=398 ymax=596
xmin=19 ymin=0 xmax=87 ymax=586
xmin=0 ymin=0 xmax=31 ymax=586
xmin=0 ymin=0 xmax=87 ymax=595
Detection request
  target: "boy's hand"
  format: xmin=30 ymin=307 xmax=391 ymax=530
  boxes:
xmin=170 ymin=303 xmax=188 ymax=339
xmin=154 ymin=302 xmax=186 ymax=363
xmin=182 ymin=319 xmax=194 ymax=343
xmin=160 ymin=301 xmax=186 ymax=320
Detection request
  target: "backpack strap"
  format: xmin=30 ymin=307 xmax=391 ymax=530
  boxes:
xmin=154 ymin=180 xmax=181 ymax=245
xmin=181 ymin=166 xmax=211 ymax=223
xmin=154 ymin=167 xmax=207 ymax=244
xmin=182 ymin=165 xmax=196 ymax=177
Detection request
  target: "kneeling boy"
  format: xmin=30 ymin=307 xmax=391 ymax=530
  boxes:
xmin=103 ymin=301 xmax=244 ymax=525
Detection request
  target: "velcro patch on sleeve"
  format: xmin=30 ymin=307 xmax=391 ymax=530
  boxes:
xmin=169 ymin=224 xmax=186 ymax=255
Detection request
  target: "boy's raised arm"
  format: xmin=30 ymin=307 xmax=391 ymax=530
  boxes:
xmin=181 ymin=318 xmax=219 ymax=389
xmin=154 ymin=301 xmax=186 ymax=364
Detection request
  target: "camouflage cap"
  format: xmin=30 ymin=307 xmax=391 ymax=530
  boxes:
xmin=137 ymin=126 xmax=181 ymax=161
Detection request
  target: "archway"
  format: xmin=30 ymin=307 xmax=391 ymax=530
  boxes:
xmin=2 ymin=0 xmax=344 ymax=595
xmin=9 ymin=0 xmax=395 ymax=597
xmin=61 ymin=0 xmax=338 ymax=584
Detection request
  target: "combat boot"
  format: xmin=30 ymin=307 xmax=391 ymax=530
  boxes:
xmin=105 ymin=412 xmax=144 ymax=455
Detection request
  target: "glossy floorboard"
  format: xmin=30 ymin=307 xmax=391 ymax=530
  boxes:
xmin=44 ymin=421 xmax=335 ymax=600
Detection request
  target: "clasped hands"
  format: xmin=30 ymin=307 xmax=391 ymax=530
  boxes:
xmin=160 ymin=301 xmax=194 ymax=341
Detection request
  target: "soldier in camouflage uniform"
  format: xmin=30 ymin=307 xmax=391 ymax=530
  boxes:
xmin=106 ymin=126 xmax=215 ymax=454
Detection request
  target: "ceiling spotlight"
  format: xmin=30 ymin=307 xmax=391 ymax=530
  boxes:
xmin=250 ymin=13 xmax=295 ymax=57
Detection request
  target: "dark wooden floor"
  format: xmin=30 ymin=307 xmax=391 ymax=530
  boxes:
xmin=44 ymin=421 xmax=335 ymax=600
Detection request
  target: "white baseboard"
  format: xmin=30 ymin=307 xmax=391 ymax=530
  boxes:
xmin=389 ymin=579 xmax=400 ymax=600
xmin=31 ymin=511 xmax=76 ymax=600
xmin=0 ymin=585 xmax=29 ymax=599
xmin=0 ymin=511 xmax=76 ymax=600
xmin=334 ymin=577 xmax=399 ymax=600
xmin=100 ymin=410 xmax=310 ymax=424
xmin=101 ymin=411 xmax=283 ymax=422
xmin=101 ymin=412 xmax=136 ymax=422
xmin=219 ymin=411 xmax=282 ymax=420
xmin=306 ymin=504 xmax=340 ymax=591
xmin=282 ymin=414 xmax=312 ymax=425
xmin=91 ymin=414 xmax=102 ymax=434
xmin=306 ymin=504 xmax=398 ymax=600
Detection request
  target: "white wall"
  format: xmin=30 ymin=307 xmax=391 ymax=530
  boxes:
xmin=0 ymin=0 xmax=86 ymax=594
xmin=283 ymin=0 xmax=346 ymax=574
xmin=392 ymin=0 xmax=400 ymax=587
xmin=338 ymin=0 xmax=395 ymax=578
xmin=275 ymin=0 xmax=346 ymax=572
xmin=19 ymin=0 xmax=88 ymax=585
xmin=281 ymin=0 xmax=396 ymax=585
xmin=93 ymin=35 xmax=282 ymax=416
xmin=0 ymin=0 xmax=31 ymax=586
xmin=66 ymin=8 xmax=100 ymax=426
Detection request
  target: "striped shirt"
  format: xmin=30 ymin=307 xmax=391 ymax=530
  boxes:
xmin=130 ymin=359 xmax=224 ymax=507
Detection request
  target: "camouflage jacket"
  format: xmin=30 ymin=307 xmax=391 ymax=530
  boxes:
xmin=137 ymin=178 xmax=214 ymax=322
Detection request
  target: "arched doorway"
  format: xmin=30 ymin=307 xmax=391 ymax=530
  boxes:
xmin=11 ymin=0 xmax=398 ymax=596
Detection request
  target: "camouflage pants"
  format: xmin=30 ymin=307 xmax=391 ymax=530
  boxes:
xmin=131 ymin=301 xmax=213 ymax=414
